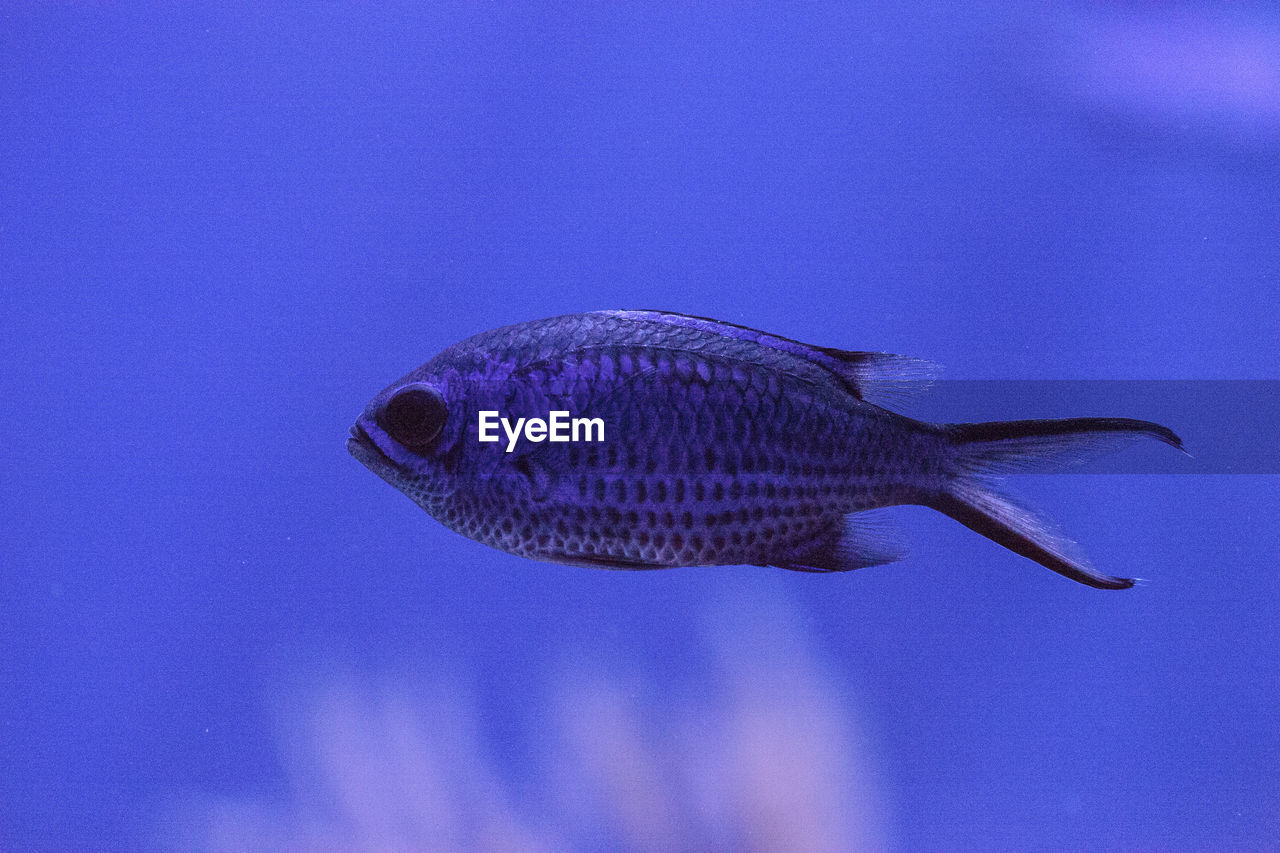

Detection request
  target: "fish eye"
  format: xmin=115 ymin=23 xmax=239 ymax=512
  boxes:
xmin=381 ymin=385 xmax=447 ymax=449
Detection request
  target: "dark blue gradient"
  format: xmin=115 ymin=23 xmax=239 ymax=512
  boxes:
xmin=3 ymin=3 xmax=1277 ymax=849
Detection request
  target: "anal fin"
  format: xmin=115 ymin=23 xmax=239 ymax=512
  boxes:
xmin=775 ymin=512 xmax=907 ymax=573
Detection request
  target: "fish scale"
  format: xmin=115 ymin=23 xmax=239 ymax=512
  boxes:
xmin=350 ymin=310 xmax=1184 ymax=587
xmin=461 ymin=341 xmax=928 ymax=565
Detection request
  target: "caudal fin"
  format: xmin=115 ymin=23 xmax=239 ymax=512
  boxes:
xmin=932 ymin=418 xmax=1185 ymax=589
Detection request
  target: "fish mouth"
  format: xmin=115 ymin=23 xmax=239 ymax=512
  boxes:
xmin=347 ymin=422 xmax=394 ymax=470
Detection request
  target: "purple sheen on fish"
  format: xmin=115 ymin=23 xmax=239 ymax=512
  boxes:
xmin=348 ymin=310 xmax=1184 ymax=589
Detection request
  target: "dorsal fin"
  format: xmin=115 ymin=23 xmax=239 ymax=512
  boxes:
xmin=608 ymin=309 xmax=941 ymax=404
xmin=809 ymin=346 xmax=940 ymax=405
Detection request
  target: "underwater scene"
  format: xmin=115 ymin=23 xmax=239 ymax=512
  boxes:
xmin=3 ymin=3 xmax=1278 ymax=850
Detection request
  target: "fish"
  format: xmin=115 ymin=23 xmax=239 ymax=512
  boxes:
xmin=347 ymin=310 xmax=1184 ymax=589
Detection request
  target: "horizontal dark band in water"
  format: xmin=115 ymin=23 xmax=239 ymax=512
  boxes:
xmin=902 ymin=380 xmax=1279 ymax=475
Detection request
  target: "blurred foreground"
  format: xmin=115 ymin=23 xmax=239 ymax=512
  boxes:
xmin=162 ymin=601 xmax=891 ymax=852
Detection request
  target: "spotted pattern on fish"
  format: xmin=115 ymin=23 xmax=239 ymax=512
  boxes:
xmin=349 ymin=310 xmax=1183 ymax=588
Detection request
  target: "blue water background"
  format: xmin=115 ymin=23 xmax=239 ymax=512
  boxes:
xmin=3 ymin=3 xmax=1278 ymax=849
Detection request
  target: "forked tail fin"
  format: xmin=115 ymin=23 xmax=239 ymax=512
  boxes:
xmin=932 ymin=418 xmax=1185 ymax=589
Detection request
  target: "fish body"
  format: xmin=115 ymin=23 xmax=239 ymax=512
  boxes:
xmin=349 ymin=310 xmax=1182 ymax=588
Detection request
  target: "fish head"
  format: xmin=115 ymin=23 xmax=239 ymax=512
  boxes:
xmin=347 ymin=364 xmax=467 ymax=512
